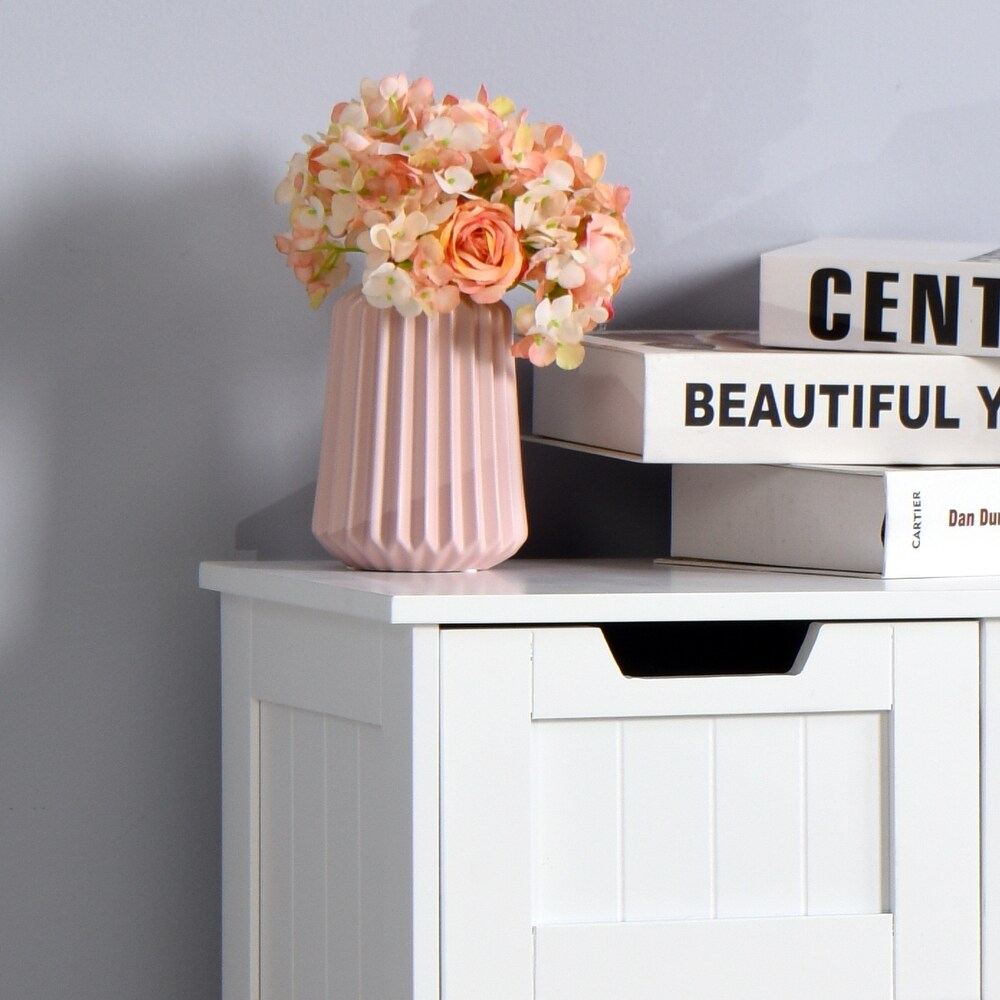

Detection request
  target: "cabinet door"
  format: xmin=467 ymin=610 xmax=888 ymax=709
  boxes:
xmin=439 ymin=621 xmax=980 ymax=1000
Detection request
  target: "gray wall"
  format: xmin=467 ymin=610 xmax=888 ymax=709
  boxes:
xmin=4 ymin=1 xmax=1000 ymax=995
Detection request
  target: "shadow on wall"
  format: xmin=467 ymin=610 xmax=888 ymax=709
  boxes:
xmin=615 ymin=259 xmax=762 ymax=332
xmin=236 ymin=481 xmax=327 ymax=559
xmin=401 ymin=0 xmax=811 ymax=290
xmin=236 ymin=345 xmax=679 ymax=563
xmin=235 ymin=258 xmax=763 ymax=563
xmin=0 ymin=158 xmax=327 ymax=999
xmin=235 ymin=444 xmax=674 ymax=562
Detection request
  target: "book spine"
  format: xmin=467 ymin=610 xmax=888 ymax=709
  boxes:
xmin=642 ymin=352 xmax=1000 ymax=464
xmin=759 ymin=255 xmax=1000 ymax=356
xmin=532 ymin=339 xmax=1000 ymax=463
xmin=882 ymin=469 xmax=1000 ymax=577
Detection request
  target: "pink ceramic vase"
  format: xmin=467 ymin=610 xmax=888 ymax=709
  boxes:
xmin=312 ymin=288 xmax=529 ymax=571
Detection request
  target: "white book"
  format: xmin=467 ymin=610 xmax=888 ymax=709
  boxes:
xmin=669 ymin=464 xmax=1000 ymax=578
xmin=529 ymin=330 xmax=1000 ymax=464
xmin=759 ymin=237 xmax=1000 ymax=356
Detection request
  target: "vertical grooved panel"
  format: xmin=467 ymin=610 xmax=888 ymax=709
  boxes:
xmin=533 ymin=711 xmax=890 ymax=926
xmin=621 ymin=717 xmax=714 ymax=921
xmin=260 ymin=705 xmax=365 ymax=1000
xmin=714 ymin=715 xmax=804 ymax=918
xmin=805 ymin=712 xmax=887 ymax=915
xmin=325 ymin=717 xmax=361 ymax=1000
xmin=531 ymin=721 xmax=621 ymax=924
xmin=220 ymin=595 xmax=260 ymax=1000
xmin=260 ymin=704 xmax=294 ymax=998
xmin=291 ymin=712 xmax=327 ymax=999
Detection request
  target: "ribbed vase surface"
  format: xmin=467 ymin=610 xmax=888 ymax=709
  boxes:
xmin=312 ymin=288 xmax=528 ymax=571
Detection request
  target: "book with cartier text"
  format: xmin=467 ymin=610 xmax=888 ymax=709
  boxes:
xmin=668 ymin=464 xmax=1000 ymax=578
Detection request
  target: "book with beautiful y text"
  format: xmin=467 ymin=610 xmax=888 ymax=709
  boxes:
xmin=529 ymin=330 xmax=1000 ymax=465
xmin=759 ymin=237 xmax=1000 ymax=356
xmin=668 ymin=464 xmax=1000 ymax=578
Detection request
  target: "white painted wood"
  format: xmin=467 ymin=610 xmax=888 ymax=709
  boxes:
xmin=891 ymin=621 xmax=981 ymax=1000
xmin=256 ymin=615 xmax=437 ymax=1000
xmin=984 ymin=619 xmax=1000 ymax=1000
xmin=219 ymin=595 xmax=260 ymax=1000
xmin=259 ymin=704 xmax=294 ymax=999
xmin=324 ymin=715 xmax=361 ymax=1000
xmin=355 ymin=625 xmax=434 ymax=1000
xmin=805 ymin=712 xmax=887 ymax=916
xmin=251 ymin=600 xmax=381 ymax=725
xmin=714 ymin=714 xmax=805 ymax=919
xmin=290 ymin=710 xmax=328 ymax=1000
xmin=259 ymin=706 xmax=365 ymax=1000
xmin=533 ymin=914 xmax=894 ymax=1000
xmin=621 ymin=717 xmax=714 ymax=921
xmin=407 ymin=626 xmax=441 ymax=1000
xmin=439 ymin=629 xmax=534 ymax=999
xmin=205 ymin=565 xmax=996 ymax=1000
xmin=530 ymin=625 xmax=891 ymax=928
xmin=202 ymin=557 xmax=1000 ymax=625
xmin=533 ymin=709 xmax=887 ymax=928
xmin=259 ymin=705 xmax=366 ymax=1000
xmin=532 ymin=623 xmax=892 ymax=720
xmin=531 ymin=720 xmax=622 ymax=924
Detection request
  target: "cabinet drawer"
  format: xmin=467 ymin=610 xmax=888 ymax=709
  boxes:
xmin=532 ymin=622 xmax=893 ymax=719
xmin=529 ymin=622 xmax=891 ymax=926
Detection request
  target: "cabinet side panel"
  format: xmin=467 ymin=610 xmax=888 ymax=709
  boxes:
xmin=290 ymin=711 xmax=329 ymax=998
xmin=325 ymin=716 xmax=361 ymax=1000
xmin=259 ymin=706 xmax=364 ymax=1000
xmin=892 ymin=621 xmax=981 ymax=1000
xmin=259 ymin=704 xmax=294 ymax=999
xmin=220 ymin=595 xmax=260 ymax=1000
xmin=256 ymin=614 xmax=422 ymax=1000
xmin=251 ymin=602 xmax=381 ymax=725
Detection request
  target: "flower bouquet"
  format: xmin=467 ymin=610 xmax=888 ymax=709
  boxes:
xmin=275 ymin=74 xmax=633 ymax=369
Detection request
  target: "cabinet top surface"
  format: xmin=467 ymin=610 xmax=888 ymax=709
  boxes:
xmin=199 ymin=558 xmax=1000 ymax=625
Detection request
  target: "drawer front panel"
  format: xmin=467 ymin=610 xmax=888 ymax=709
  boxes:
xmin=531 ymin=710 xmax=887 ymax=924
xmin=530 ymin=621 xmax=890 ymax=924
xmin=532 ymin=622 xmax=893 ymax=719
xmin=534 ymin=914 xmax=894 ymax=1000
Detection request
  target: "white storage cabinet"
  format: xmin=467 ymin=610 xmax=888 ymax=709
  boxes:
xmin=200 ymin=559 xmax=1000 ymax=1000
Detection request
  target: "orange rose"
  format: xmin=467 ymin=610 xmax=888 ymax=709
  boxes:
xmin=439 ymin=201 xmax=524 ymax=304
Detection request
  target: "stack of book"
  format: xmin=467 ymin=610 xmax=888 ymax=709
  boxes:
xmin=530 ymin=237 xmax=1000 ymax=578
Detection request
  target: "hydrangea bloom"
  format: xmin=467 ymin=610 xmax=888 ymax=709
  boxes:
xmin=275 ymin=75 xmax=634 ymax=369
